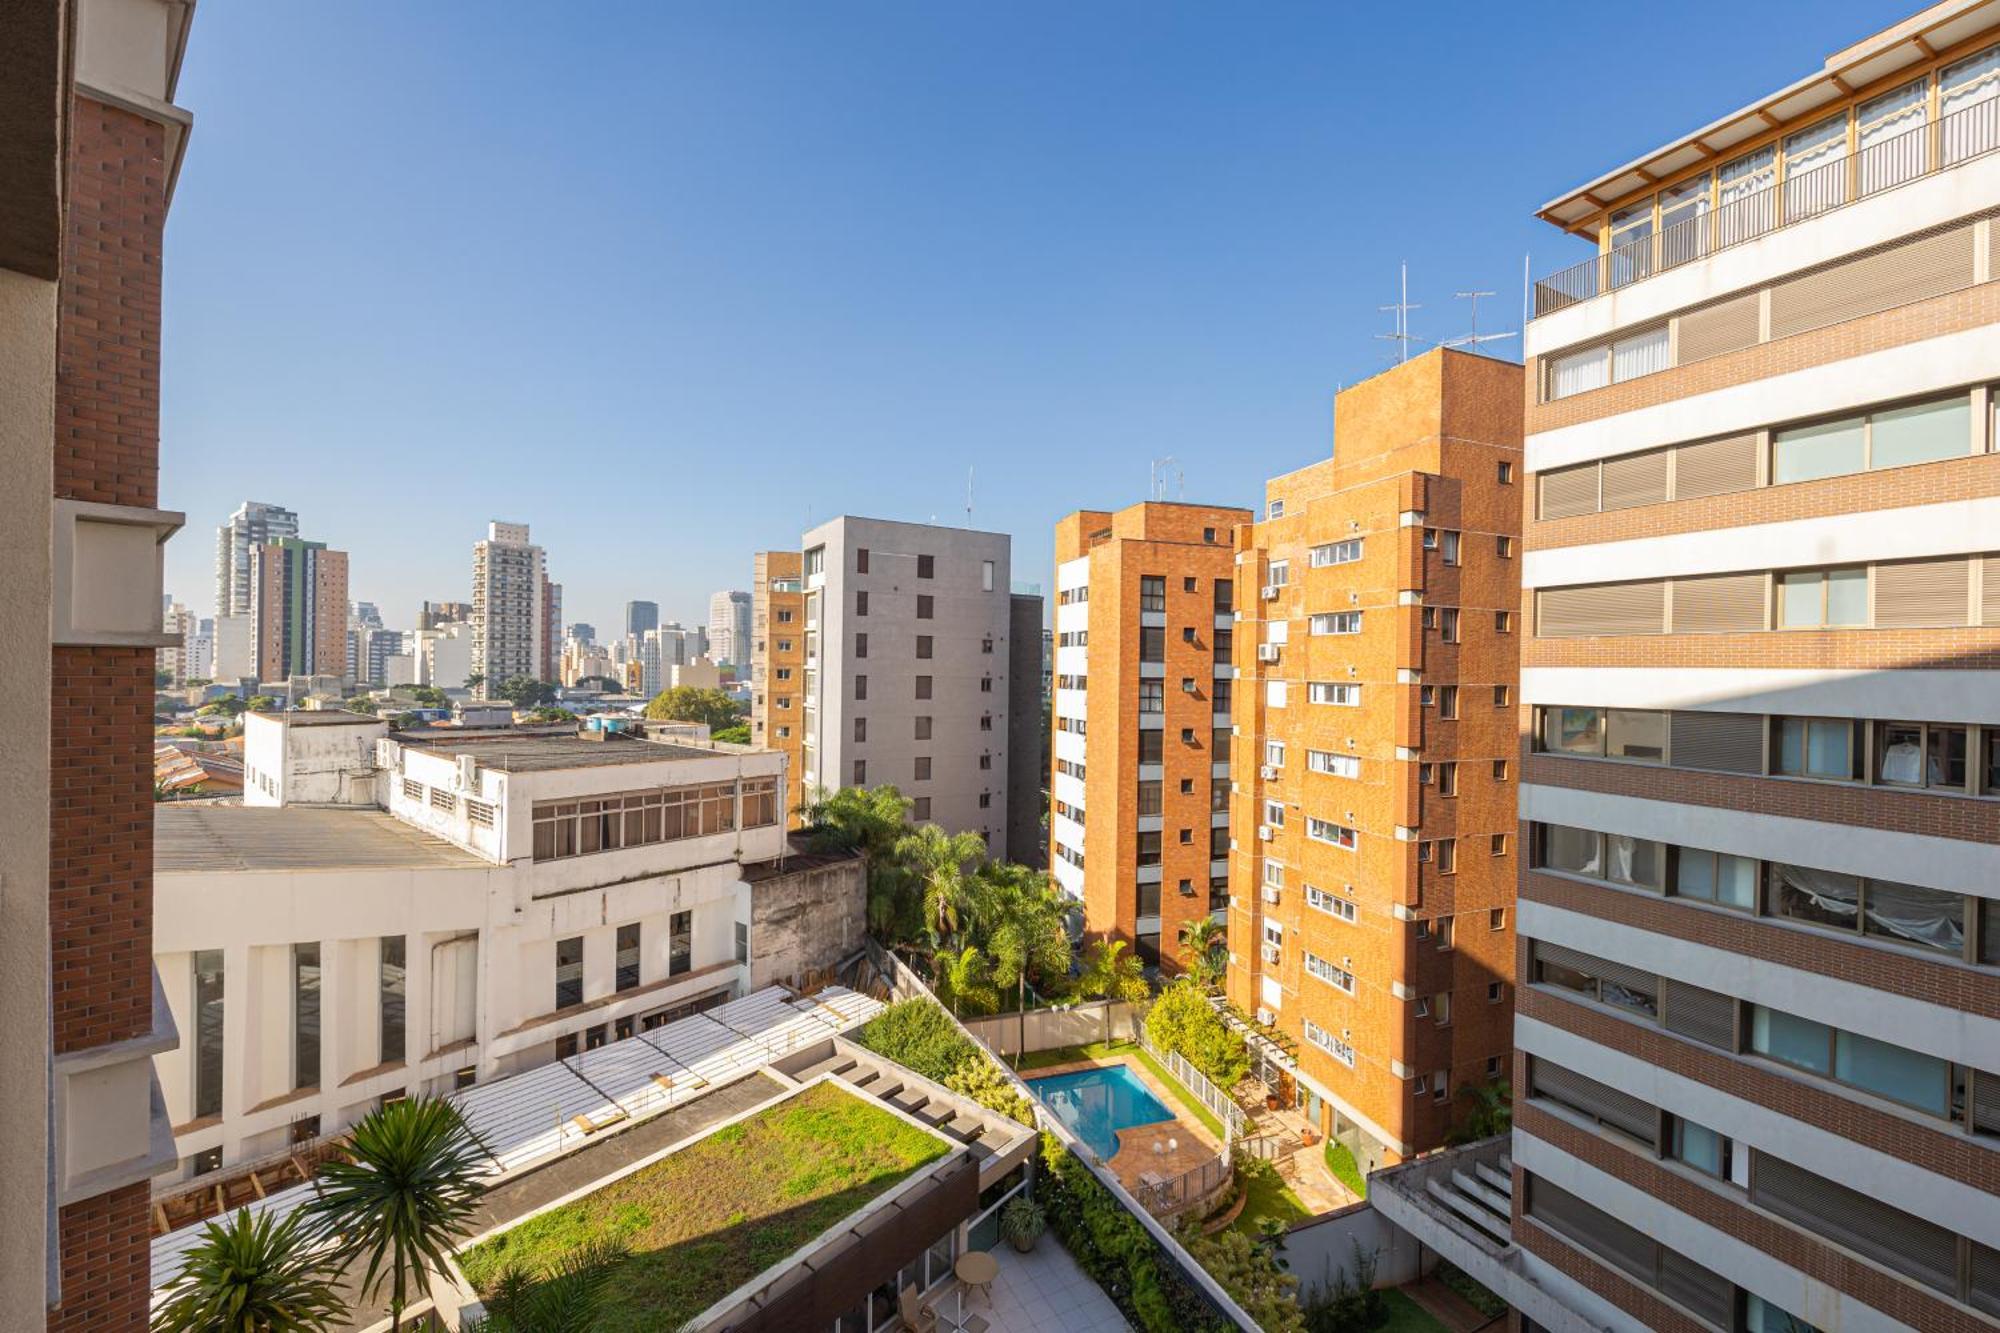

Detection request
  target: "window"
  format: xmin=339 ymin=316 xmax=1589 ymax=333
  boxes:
xmin=555 ymin=936 xmax=584 ymax=1009
xmin=1309 ymin=682 xmax=1360 ymax=707
xmin=1750 ymin=1005 xmax=1949 ymax=1116
xmin=1305 ymin=952 xmax=1356 ymax=994
xmin=1674 ymin=849 xmax=1757 ymax=909
xmin=1213 ymin=580 xmax=1234 ymax=613
xmin=917 ymin=594 xmax=934 ymax=619
xmin=1493 ymin=759 xmax=1508 ymax=781
xmin=979 ymin=751 xmax=992 ymax=771
xmin=1436 ymin=762 xmax=1457 ymax=796
xmin=669 ymin=911 xmax=692 ymax=976
xmin=616 ymin=923 xmax=641 ymax=992
xmin=1778 ymin=567 xmax=1867 ymax=628
xmin=1264 ymin=739 xmax=1286 ymax=768
xmin=914 ymin=796 xmax=932 ymax=820
xmin=853 ymin=759 xmax=866 ymax=785
xmin=915 ymin=715 xmax=932 ymax=740
xmin=1140 ymin=575 xmax=1166 ymax=612
xmin=917 ymin=554 xmax=935 ymax=579
xmin=1875 ymin=720 xmax=1967 ymax=790
xmin=916 ymin=634 xmax=933 ymax=658
xmin=1493 ymin=684 xmax=1510 ymax=707
xmin=1775 ymin=395 xmax=1969 ymax=484
xmin=1268 ymin=560 xmax=1290 ymax=587
xmin=915 ymin=675 xmax=932 ymax=700
xmin=1139 ymin=626 xmax=1165 ymax=662
xmin=1437 ymin=608 xmax=1460 ymax=642
xmin=1267 ymin=499 xmax=1285 ymax=519
xmin=855 ymin=590 xmax=868 ymax=616
xmin=1438 ymin=686 xmax=1458 ymax=719
xmin=856 ymin=547 xmax=869 ymax=573
xmin=293 ymin=943 xmax=320 ymax=1089
xmin=1426 ymin=839 xmax=1457 ymax=873
xmin=1139 ymin=680 xmax=1164 ymax=714
xmin=1262 ymin=798 xmax=1285 ymax=828
xmin=1212 ymin=679 xmax=1232 ymax=713
xmin=1533 ymin=943 xmax=1656 ymax=1018
xmin=1307 ymin=749 xmax=1359 ymax=778
xmin=1537 ymin=706 xmax=1665 ymax=762
xmin=855 ymin=632 xmax=868 ymax=658
xmin=193 ymin=950 xmax=224 ymax=1120
xmin=1137 ymin=830 xmax=1162 ymax=866
xmin=380 ymin=936 xmax=406 ymax=1065
xmin=1303 ymin=1018 xmax=1357 ymax=1067
xmin=804 ymin=545 xmax=825 ymax=576
xmin=1310 ymin=611 xmax=1363 ymax=635
xmin=1211 ymin=777 xmax=1230 ymax=812
xmin=982 ymin=559 xmax=995 ymax=591
xmin=1497 ymin=535 xmax=1513 ymax=558
xmin=1773 ymin=716 xmax=1860 ymax=779
xmin=1139 ymin=729 xmax=1163 ymax=764
xmin=855 ymin=674 xmax=868 ymax=701
xmin=1307 ymin=818 xmax=1357 ymax=849
xmin=1766 ymin=863 xmax=1967 ymax=959
xmin=1440 ymin=531 xmax=1461 ymax=565
xmin=1498 ymin=461 xmax=1514 ymax=484
xmin=1545 ymin=325 xmax=1668 ymax=400
xmin=854 ymin=716 xmax=867 ymax=743
xmin=1422 ymin=529 xmax=1439 ymax=550
xmin=914 ymin=756 xmax=931 ymax=781
xmin=1307 ymin=885 xmax=1357 ymax=922
xmin=1203 ymin=526 xmax=1217 ymax=543
xmin=1310 ymin=539 xmax=1363 ymax=567
xmin=1137 ymin=780 xmax=1163 ymax=816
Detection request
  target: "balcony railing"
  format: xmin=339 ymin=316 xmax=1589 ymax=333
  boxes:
xmin=1533 ymin=95 xmax=2000 ymax=318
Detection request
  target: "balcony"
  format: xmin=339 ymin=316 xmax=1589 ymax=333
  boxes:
xmin=1533 ymin=96 xmax=2000 ymax=318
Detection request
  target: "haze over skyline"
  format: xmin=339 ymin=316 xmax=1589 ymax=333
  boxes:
xmin=160 ymin=0 xmax=1889 ymax=638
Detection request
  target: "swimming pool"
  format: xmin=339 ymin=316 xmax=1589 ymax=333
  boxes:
xmin=1029 ymin=1063 xmax=1176 ymax=1161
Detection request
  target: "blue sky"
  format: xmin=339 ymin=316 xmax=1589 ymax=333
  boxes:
xmin=161 ymin=0 xmax=1891 ymax=637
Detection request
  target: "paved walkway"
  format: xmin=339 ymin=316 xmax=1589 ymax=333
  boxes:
xmin=930 ymin=1236 xmax=1130 ymax=1333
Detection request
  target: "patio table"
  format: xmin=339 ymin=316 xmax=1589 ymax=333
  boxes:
xmin=954 ymin=1249 xmax=999 ymax=1305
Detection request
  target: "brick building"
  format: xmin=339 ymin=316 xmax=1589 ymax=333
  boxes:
xmin=250 ymin=537 xmax=348 ymax=680
xmin=751 ymin=549 xmax=808 ymax=823
xmin=1050 ymin=501 xmax=1253 ymax=971
xmin=0 ymin=0 xmax=196 ymax=1323
xmin=1226 ymin=348 xmax=1522 ymax=1175
xmin=1371 ymin=6 xmax=2000 ymax=1331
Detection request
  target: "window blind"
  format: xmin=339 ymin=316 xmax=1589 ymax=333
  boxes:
xmin=1671 ymin=572 xmax=1766 ymax=634
xmin=1874 ymin=557 xmax=1969 ymax=627
xmin=1536 ymin=582 xmax=1667 ymax=637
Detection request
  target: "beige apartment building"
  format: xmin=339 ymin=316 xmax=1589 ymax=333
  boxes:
xmin=1050 ymin=502 xmax=1252 ymax=971
xmin=751 ymin=549 xmax=809 ymax=824
xmin=1226 ymin=348 xmax=1523 ymax=1176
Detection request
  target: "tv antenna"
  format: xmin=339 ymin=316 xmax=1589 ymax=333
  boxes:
xmin=1439 ymin=289 xmax=1519 ymax=351
xmin=1149 ymin=456 xmax=1183 ymax=502
xmin=1375 ymin=262 xmax=1423 ymax=363
xmin=966 ymin=466 xmax=975 ymax=525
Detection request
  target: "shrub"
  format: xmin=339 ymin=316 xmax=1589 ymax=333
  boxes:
xmin=1145 ymin=980 xmax=1250 ymax=1089
xmin=1323 ymin=1140 xmax=1367 ymax=1198
xmin=1181 ymin=1225 xmax=1304 ymax=1333
xmin=1300 ymin=1242 xmax=1383 ymax=1333
xmin=943 ymin=1054 xmax=1033 ymax=1126
xmin=853 ymin=998 xmax=977 ymax=1084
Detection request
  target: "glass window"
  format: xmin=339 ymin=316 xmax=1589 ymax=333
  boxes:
xmin=1657 ymin=175 xmax=1711 ymax=267
xmin=193 ymin=949 xmax=224 ymax=1120
xmin=1139 ymin=626 xmax=1165 ymax=662
xmin=1941 ymin=43 xmax=2000 ymax=164
xmin=1782 ymin=114 xmax=1847 ymax=220
xmin=1137 ymin=780 xmax=1163 ymax=817
xmin=1775 ymin=416 xmax=1865 ymax=484
xmin=1605 ymin=834 xmax=1662 ymax=889
xmin=1716 ymin=145 xmax=1776 ymax=245
xmin=1548 ymin=344 xmax=1608 ymax=399
xmin=1745 ymin=1295 xmax=1823 ymax=1333
xmin=1861 ymin=879 xmax=1965 ymax=957
xmin=1139 ymin=576 xmax=1166 ymax=613
xmin=1138 ymin=729 xmax=1163 ymax=764
xmin=1767 ymin=862 xmax=1861 ymax=932
xmin=1673 ymin=849 xmax=1757 ymax=910
xmin=293 ymin=943 xmax=321 ymax=1090
xmin=1541 ymin=706 xmax=1603 ymax=756
xmin=1835 ymin=1028 xmax=1949 ymax=1115
xmin=555 ymin=936 xmax=584 ymax=1009
xmin=1775 ymin=716 xmax=1857 ymax=779
xmin=616 ymin=923 xmax=641 ymax=992
xmin=1542 ymin=825 xmax=1601 ymax=877
xmin=1670 ymin=1117 xmax=1727 ymax=1178
xmin=1605 ymin=709 xmax=1665 ymax=762
xmin=380 ymin=936 xmax=406 ymax=1065
xmin=1858 ymin=79 xmax=1927 ymax=195
xmin=669 ymin=910 xmax=692 ymax=976
xmin=1751 ymin=1006 xmax=1832 ymax=1076
xmin=1611 ymin=326 xmax=1669 ymax=383
xmin=1871 ymin=396 xmax=1968 ymax=470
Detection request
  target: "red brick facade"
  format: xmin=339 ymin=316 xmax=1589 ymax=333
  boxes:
xmin=47 ymin=1185 xmax=152 ymax=1333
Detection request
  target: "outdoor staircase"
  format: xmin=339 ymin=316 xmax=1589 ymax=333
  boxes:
xmin=1423 ymin=1149 xmax=1514 ymax=1245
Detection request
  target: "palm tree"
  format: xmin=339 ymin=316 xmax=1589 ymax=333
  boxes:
xmin=932 ymin=944 xmax=1001 ymax=1017
xmin=1076 ymin=937 xmax=1150 ymax=1004
xmin=467 ymin=1242 xmax=625 ymax=1332
xmin=897 ymin=823 xmax=989 ymax=950
xmin=1448 ymin=1078 xmax=1513 ymax=1144
xmin=304 ymin=1096 xmax=490 ymax=1332
xmin=1176 ymin=915 xmax=1228 ymax=991
xmin=977 ymin=862 xmax=1072 ymax=1013
xmin=151 ymin=1205 xmax=346 ymax=1333
xmin=801 ymin=785 xmax=920 ymax=942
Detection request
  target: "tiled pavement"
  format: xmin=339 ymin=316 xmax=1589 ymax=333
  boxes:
xmin=929 ymin=1237 xmax=1131 ymax=1333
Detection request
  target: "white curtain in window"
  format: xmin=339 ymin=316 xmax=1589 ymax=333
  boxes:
xmin=1548 ymin=345 xmax=1608 ymax=399
xmin=1783 ymin=115 xmax=1848 ymax=220
xmin=1858 ymin=80 xmax=1928 ymax=194
xmin=1942 ymin=45 xmax=2000 ymax=162
xmin=1610 ymin=327 xmax=1669 ymax=383
xmin=1716 ymin=146 xmax=1776 ymax=245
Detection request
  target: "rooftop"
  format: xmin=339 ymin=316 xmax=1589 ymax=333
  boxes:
xmin=155 ymin=806 xmax=487 ymax=874
xmin=247 ymin=709 xmax=381 ymax=727
xmin=395 ymin=730 xmax=723 ymax=771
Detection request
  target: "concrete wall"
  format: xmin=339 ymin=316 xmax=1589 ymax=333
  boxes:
xmin=747 ymin=855 xmax=866 ymax=989
xmin=1285 ymin=1202 xmax=1428 ymax=1300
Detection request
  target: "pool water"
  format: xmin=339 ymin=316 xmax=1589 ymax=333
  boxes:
xmin=1029 ymin=1064 xmax=1176 ymax=1161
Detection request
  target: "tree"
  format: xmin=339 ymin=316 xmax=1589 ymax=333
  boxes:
xmin=1076 ymin=937 xmax=1150 ymax=1005
xmin=406 ymin=685 xmax=447 ymax=709
xmin=155 ymin=668 xmax=174 ymax=687
xmin=711 ymin=722 xmax=751 ymax=745
xmin=898 ymin=823 xmax=989 ymax=951
xmin=198 ymin=696 xmax=247 ymax=718
xmin=492 ymin=676 xmax=557 ymax=708
xmin=466 ymin=1242 xmax=625 ymax=1333
xmin=525 ymin=706 xmax=576 ymax=723
xmin=151 ymin=1205 xmax=346 ymax=1333
xmin=976 ymin=862 xmax=1073 ymax=1011
xmin=801 ymin=785 xmax=919 ymax=940
xmin=1176 ymin=915 xmax=1228 ymax=992
xmin=390 ymin=712 xmax=421 ymax=730
xmin=464 ymin=672 xmax=485 ymax=692
xmin=246 ymin=695 xmax=280 ymax=712
xmin=345 ymin=696 xmax=379 ymax=715
xmin=643 ymin=685 xmax=740 ymax=731
xmin=304 ymin=1097 xmax=489 ymax=1333
xmin=1145 ymin=978 xmax=1250 ymax=1087
xmin=1449 ymin=1079 xmax=1512 ymax=1144
xmin=932 ymin=944 xmax=1001 ymax=1017
xmin=571 ymin=674 xmax=622 ymax=693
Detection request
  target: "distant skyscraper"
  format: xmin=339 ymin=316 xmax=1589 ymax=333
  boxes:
xmin=626 ymin=600 xmax=659 ymax=638
xmin=420 ymin=600 xmax=473 ymax=630
xmin=250 ymin=538 xmax=348 ymax=680
xmin=215 ymin=500 xmax=299 ymax=618
xmin=470 ymin=521 xmax=546 ymax=695
xmin=708 ymin=589 xmax=752 ymax=668
xmin=569 ymin=621 xmax=597 ymax=646
xmin=541 ymin=576 xmax=563 ymax=682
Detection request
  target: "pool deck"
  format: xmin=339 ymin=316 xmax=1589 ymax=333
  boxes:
xmin=1025 ymin=1052 xmax=1224 ymax=1196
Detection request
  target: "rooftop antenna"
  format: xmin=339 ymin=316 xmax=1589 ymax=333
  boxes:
xmin=1438 ymin=290 xmax=1519 ymax=352
xmin=1149 ymin=456 xmax=1183 ymax=502
xmin=1375 ymin=262 xmax=1423 ymax=364
xmin=966 ymin=466 xmax=975 ymax=526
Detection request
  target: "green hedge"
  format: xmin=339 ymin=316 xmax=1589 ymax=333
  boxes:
xmin=1324 ymin=1140 xmax=1367 ymax=1198
xmin=852 ymin=997 xmax=1031 ymax=1125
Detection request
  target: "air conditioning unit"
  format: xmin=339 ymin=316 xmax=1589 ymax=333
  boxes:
xmin=1256 ymin=643 xmax=1280 ymax=663
xmin=1260 ymin=942 xmax=1281 ymax=964
xmin=1261 ymin=885 xmax=1281 ymax=905
xmin=1259 ymin=764 xmax=1278 ymax=780
xmin=1261 ymin=584 xmax=1280 ymax=601
xmin=1255 ymin=1006 xmax=1277 ymax=1025
xmin=1257 ymin=825 xmax=1275 ymax=841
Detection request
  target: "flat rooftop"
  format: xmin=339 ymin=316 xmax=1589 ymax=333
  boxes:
xmin=155 ymin=806 xmax=487 ymax=874
xmin=247 ymin=709 xmax=380 ymax=727
xmin=396 ymin=731 xmax=730 ymax=771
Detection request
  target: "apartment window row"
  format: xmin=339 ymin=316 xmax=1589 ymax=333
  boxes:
xmin=1523 ymin=1173 xmax=1817 ymax=1333
xmin=1059 ymin=585 xmax=1088 ymax=605
xmin=1543 ymin=191 xmax=1984 ymax=400
xmin=1057 ymin=630 xmax=1088 ymax=647
xmin=1309 ymin=611 xmax=1362 ymax=636
xmin=1304 ymin=950 xmax=1356 ymax=994
xmin=1306 ymin=817 xmax=1358 ymax=850
xmin=1305 ymin=884 xmax=1357 ymax=922
xmin=1533 ymin=820 xmax=1998 ymax=967
xmin=1528 ymin=938 xmax=2000 ymax=1139
xmin=1056 ymin=842 xmax=1085 ymax=870
xmin=1309 ymin=539 xmax=1364 ymax=569
xmin=1308 ymin=682 xmax=1361 ymax=707
xmin=530 ymin=777 xmax=780 ymax=861
xmin=1053 ymin=798 xmax=1084 ymax=823
xmin=1306 ymin=749 xmax=1359 ymax=779
xmin=1534 ymin=704 xmax=2000 ymax=798
xmin=1539 ymin=388 xmax=1991 ymax=520
xmin=1536 ymin=552 xmax=2000 ymax=637
xmin=1302 ymin=1017 xmax=1357 ymax=1068
xmin=1139 ymin=575 xmax=1167 ymax=613
xmin=1055 ymin=758 xmax=1085 ymax=780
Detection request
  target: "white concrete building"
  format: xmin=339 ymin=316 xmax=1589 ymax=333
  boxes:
xmin=155 ymin=716 xmax=863 ymax=1180
xmin=470 ymin=521 xmax=546 ymax=695
xmin=214 ymin=500 xmax=298 ymax=619
xmin=708 ymin=590 xmax=751 ymax=668
xmin=414 ymin=620 xmax=474 ymax=690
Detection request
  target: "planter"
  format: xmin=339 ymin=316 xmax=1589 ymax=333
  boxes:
xmin=1000 ymin=1196 xmax=1046 ymax=1254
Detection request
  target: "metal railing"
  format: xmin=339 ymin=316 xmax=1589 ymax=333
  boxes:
xmin=1534 ymin=95 xmax=2000 ymax=318
xmin=1134 ymin=1152 xmax=1233 ymax=1218
xmin=1138 ymin=1029 xmax=1249 ymax=1145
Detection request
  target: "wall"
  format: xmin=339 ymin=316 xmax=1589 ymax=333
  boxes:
xmin=959 ymin=999 xmax=1140 ymax=1059
xmin=1285 ymin=1201 xmax=1429 ymax=1298
xmin=746 ymin=853 xmax=866 ymax=990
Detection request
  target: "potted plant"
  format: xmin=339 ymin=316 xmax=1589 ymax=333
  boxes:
xmin=1000 ymin=1196 xmax=1046 ymax=1254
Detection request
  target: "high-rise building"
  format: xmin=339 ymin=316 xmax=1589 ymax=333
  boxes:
xmin=420 ymin=599 xmax=472 ymax=631
xmin=541 ymin=575 xmax=563 ymax=682
xmin=214 ymin=500 xmax=299 ymax=619
xmin=569 ymin=621 xmax=597 ymax=646
xmin=626 ymin=599 xmax=659 ymax=638
xmin=1226 ymin=348 xmax=1522 ymax=1178
xmin=159 ymin=601 xmax=199 ymax=686
xmin=709 ymin=589 xmax=752 ymax=667
xmin=1050 ymin=502 xmax=1253 ymax=972
xmin=251 ymin=538 xmax=350 ymax=681
xmin=792 ymin=518 xmax=1024 ymax=845
xmin=470 ymin=521 xmax=546 ymax=695
xmin=752 ymin=550 xmax=808 ymax=822
xmin=0 ymin=1 xmax=196 ymax=1319
xmin=1370 ymin=11 xmax=2000 ymax=1332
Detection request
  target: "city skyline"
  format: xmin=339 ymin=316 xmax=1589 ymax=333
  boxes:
xmin=158 ymin=0 xmax=1896 ymax=637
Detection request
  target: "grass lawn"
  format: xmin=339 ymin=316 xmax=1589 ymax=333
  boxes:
xmin=456 ymin=1082 xmax=947 ymax=1331
xmin=1227 ymin=1160 xmax=1314 ymax=1237
xmin=1379 ymin=1288 xmax=1452 ymax=1333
